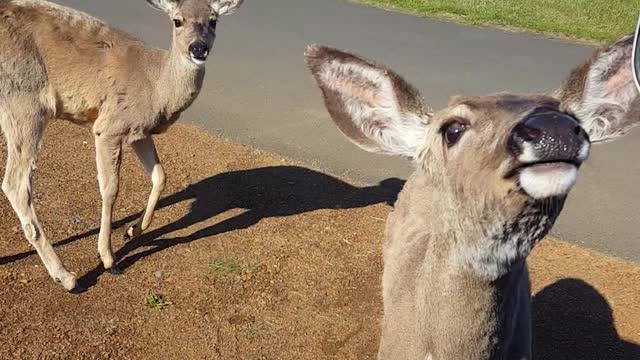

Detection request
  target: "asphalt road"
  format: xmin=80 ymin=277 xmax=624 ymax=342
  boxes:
xmin=53 ymin=0 xmax=640 ymax=261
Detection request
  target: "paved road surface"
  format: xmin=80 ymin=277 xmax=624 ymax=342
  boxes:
xmin=53 ymin=0 xmax=640 ymax=261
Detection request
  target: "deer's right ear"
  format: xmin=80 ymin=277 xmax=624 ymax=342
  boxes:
xmin=145 ymin=0 xmax=178 ymax=13
xmin=304 ymin=45 xmax=431 ymax=159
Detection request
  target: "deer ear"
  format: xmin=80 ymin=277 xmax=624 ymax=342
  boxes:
xmin=212 ymin=0 xmax=244 ymax=16
xmin=145 ymin=0 xmax=178 ymax=13
xmin=304 ymin=45 xmax=432 ymax=159
xmin=634 ymin=16 xmax=640 ymax=93
xmin=555 ymin=33 xmax=640 ymax=143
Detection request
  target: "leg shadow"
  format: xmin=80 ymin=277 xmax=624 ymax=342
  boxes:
xmin=71 ymin=166 xmax=404 ymax=289
xmin=0 ymin=214 xmax=140 ymax=266
xmin=532 ymin=278 xmax=640 ymax=360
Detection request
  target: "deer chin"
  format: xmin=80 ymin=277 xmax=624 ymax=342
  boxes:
xmin=519 ymin=162 xmax=578 ymax=199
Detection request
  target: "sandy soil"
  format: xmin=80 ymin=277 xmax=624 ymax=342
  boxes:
xmin=0 ymin=121 xmax=638 ymax=359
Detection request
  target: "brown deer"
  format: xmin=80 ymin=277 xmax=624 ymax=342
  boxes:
xmin=0 ymin=0 xmax=244 ymax=292
xmin=305 ymin=33 xmax=638 ymax=359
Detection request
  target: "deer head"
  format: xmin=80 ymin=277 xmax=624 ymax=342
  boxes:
xmin=305 ymin=38 xmax=638 ymax=278
xmin=146 ymin=0 xmax=244 ymax=65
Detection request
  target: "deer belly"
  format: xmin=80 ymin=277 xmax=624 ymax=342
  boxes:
xmin=57 ymin=106 xmax=100 ymax=125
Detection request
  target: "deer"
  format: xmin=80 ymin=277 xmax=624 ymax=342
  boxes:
xmin=305 ymin=32 xmax=639 ymax=359
xmin=0 ymin=0 xmax=244 ymax=293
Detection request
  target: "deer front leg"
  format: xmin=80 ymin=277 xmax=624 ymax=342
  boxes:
xmin=125 ymin=137 xmax=166 ymax=240
xmin=95 ymin=134 xmax=122 ymax=273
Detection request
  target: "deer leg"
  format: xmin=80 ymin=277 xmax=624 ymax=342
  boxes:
xmin=1 ymin=110 xmax=78 ymax=291
xmin=95 ymin=134 xmax=122 ymax=273
xmin=124 ymin=137 xmax=166 ymax=240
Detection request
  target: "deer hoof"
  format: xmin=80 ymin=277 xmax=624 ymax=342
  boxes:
xmin=69 ymin=283 xmax=86 ymax=294
xmin=124 ymin=224 xmax=141 ymax=241
xmin=107 ymin=266 xmax=124 ymax=275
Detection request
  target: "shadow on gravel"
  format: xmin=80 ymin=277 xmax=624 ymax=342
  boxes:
xmin=0 ymin=165 xmax=402 ymax=290
xmin=533 ymin=278 xmax=640 ymax=360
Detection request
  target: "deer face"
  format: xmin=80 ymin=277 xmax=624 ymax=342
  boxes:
xmin=146 ymin=0 xmax=244 ymax=66
xmin=420 ymin=94 xmax=589 ymax=204
xmin=305 ymin=43 xmax=637 ymax=276
xmin=305 ymin=46 xmax=590 ymax=208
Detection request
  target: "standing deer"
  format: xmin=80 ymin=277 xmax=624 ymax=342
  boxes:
xmin=0 ymin=0 xmax=244 ymax=292
xmin=305 ymin=33 xmax=638 ymax=359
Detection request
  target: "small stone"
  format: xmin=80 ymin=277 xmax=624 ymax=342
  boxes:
xmin=19 ymin=279 xmax=29 ymax=284
xmin=228 ymin=314 xmax=244 ymax=325
xmin=153 ymin=270 xmax=164 ymax=279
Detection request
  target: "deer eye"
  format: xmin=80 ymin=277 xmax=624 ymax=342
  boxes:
xmin=441 ymin=119 xmax=468 ymax=147
xmin=173 ymin=19 xmax=183 ymax=28
xmin=209 ymin=19 xmax=217 ymax=30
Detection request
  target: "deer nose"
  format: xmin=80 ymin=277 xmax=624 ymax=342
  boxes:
xmin=189 ymin=41 xmax=209 ymax=61
xmin=509 ymin=110 xmax=589 ymax=163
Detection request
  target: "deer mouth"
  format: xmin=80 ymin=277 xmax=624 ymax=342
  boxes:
xmin=510 ymin=159 xmax=581 ymax=199
xmin=190 ymin=53 xmax=208 ymax=65
xmin=507 ymin=159 xmax=580 ymax=176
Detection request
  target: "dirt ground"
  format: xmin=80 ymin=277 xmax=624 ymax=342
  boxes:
xmin=0 ymin=121 xmax=638 ymax=359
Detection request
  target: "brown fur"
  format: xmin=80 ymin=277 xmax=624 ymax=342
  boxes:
xmin=381 ymin=95 xmax=562 ymax=359
xmin=306 ymin=36 xmax=636 ymax=359
xmin=0 ymin=0 xmax=243 ymax=291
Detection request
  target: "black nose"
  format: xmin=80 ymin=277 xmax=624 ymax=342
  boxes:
xmin=189 ymin=42 xmax=209 ymax=60
xmin=509 ymin=109 xmax=588 ymax=161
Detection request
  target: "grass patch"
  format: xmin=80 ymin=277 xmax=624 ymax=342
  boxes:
xmin=144 ymin=293 xmax=172 ymax=310
xmin=245 ymin=320 xmax=275 ymax=340
xmin=357 ymin=0 xmax=639 ymax=42
xmin=208 ymin=258 xmax=262 ymax=275
xmin=208 ymin=259 xmax=242 ymax=274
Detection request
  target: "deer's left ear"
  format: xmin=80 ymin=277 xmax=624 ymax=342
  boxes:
xmin=212 ymin=0 xmax=244 ymax=16
xmin=555 ymin=33 xmax=640 ymax=143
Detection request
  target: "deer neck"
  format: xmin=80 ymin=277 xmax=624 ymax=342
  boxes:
xmin=384 ymin=172 xmax=553 ymax=356
xmin=154 ymin=40 xmax=206 ymax=117
xmin=422 ymin=261 xmax=529 ymax=359
xmin=392 ymin=172 xmax=560 ymax=281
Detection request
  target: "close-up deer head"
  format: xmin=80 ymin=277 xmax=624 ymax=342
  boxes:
xmin=304 ymin=32 xmax=639 ymax=359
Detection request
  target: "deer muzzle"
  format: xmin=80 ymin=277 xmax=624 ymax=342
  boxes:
xmin=189 ymin=41 xmax=210 ymax=64
xmin=507 ymin=109 xmax=590 ymax=199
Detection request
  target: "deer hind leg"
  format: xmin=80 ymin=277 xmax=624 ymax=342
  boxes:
xmin=0 ymin=105 xmax=78 ymax=291
xmin=125 ymin=137 xmax=166 ymax=240
xmin=95 ymin=134 xmax=123 ymax=273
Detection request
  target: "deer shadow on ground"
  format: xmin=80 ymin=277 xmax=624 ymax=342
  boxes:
xmin=532 ymin=278 xmax=640 ymax=360
xmin=0 ymin=166 xmax=404 ymax=289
